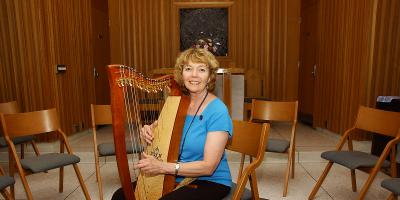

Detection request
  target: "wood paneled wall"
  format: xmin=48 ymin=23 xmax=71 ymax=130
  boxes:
xmin=0 ymin=0 xmax=94 ymax=138
xmin=266 ymin=0 xmax=300 ymax=100
xmin=313 ymin=0 xmax=376 ymax=134
xmin=313 ymin=0 xmax=400 ymax=136
xmin=109 ymin=0 xmax=300 ymax=100
xmin=368 ymin=0 xmax=400 ymax=105
xmin=3 ymin=0 xmax=396 ymax=139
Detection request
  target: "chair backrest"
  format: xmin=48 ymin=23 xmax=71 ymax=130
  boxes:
xmin=91 ymin=104 xmax=112 ymax=126
xmin=0 ymin=101 xmax=21 ymax=136
xmin=227 ymin=120 xmax=269 ymax=158
xmin=355 ymin=106 xmax=400 ymax=138
xmin=250 ymin=99 xmax=298 ymax=122
xmin=1 ymin=108 xmax=60 ymax=138
xmin=226 ymin=120 xmax=270 ymax=200
xmin=0 ymin=101 xmax=20 ymax=114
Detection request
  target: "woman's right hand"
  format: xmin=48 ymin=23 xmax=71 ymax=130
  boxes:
xmin=140 ymin=120 xmax=157 ymax=144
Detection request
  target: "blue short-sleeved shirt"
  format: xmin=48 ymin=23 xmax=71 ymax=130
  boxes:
xmin=176 ymin=98 xmax=233 ymax=187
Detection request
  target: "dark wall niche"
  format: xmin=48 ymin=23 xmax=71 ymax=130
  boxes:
xmin=179 ymin=8 xmax=228 ymax=56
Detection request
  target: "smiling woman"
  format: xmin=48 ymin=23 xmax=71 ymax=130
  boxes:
xmin=134 ymin=47 xmax=233 ymax=200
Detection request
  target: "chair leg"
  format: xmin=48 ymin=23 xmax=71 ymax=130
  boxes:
xmin=283 ymin=150 xmax=292 ymax=197
xmin=72 ymin=163 xmax=91 ymax=200
xmin=308 ymin=162 xmax=334 ymax=200
xmin=95 ymin=154 xmax=104 ymax=200
xmin=1 ymin=189 xmax=14 ymax=200
xmin=30 ymin=141 xmax=40 ymax=156
xmin=20 ymin=144 xmax=24 ymax=159
xmin=8 ymin=149 xmax=15 ymax=199
xmin=291 ymin=148 xmax=295 ymax=178
xmin=10 ymin=149 xmax=34 ymax=200
xmin=357 ymin=164 xmax=386 ymax=200
xmin=59 ymin=167 xmax=64 ymax=193
xmin=237 ymin=153 xmax=246 ymax=182
xmin=249 ymin=171 xmax=260 ymax=199
xmin=351 ymin=169 xmax=357 ymax=192
xmin=19 ymin=170 xmax=34 ymax=200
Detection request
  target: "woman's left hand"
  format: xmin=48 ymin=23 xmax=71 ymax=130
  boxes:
xmin=134 ymin=153 xmax=165 ymax=176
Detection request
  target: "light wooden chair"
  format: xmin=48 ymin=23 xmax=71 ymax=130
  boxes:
xmin=0 ymin=165 xmax=14 ymax=200
xmin=91 ymin=104 xmax=142 ymax=200
xmin=0 ymin=108 xmax=91 ymax=200
xmin=248 ymin=99 xmax=298 ymax=197
xmin=222 ymin=120 xmax=270 ymax=200
xmin=381 ymin=177 xmax=400 ymax=200
xmin=308 ymin=106 xmax=400 ymax=200
xmin=0 ymin=101 xmax=40 ymax=159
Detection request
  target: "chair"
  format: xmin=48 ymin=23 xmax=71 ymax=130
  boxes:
xmin=91 ymin=104 xmax=142 ymax=200
xmin=0 ymin=101 xmax=40 ymax=159
xmin=0 ymin=165 xmax=14 ymax=200
xmin=0 ymin=108 xmax=91 ymax=200
xmin=223 ymin=120 xmax=270 ymax=200
xmin=308 ymin=106 xmax=400 ymax=200
xmin=248 ymin=99 xmax=298 ymax=197
xmin=381 ymin=178 xmax=400 ymax=200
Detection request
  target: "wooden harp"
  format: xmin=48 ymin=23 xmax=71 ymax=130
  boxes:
xmin=107 ymin=65 xmax=189 ymax=200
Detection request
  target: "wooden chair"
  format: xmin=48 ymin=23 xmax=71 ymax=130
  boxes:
xmin=308 ymin=106 xmax=400 ymax=200
xmin=381 ymin=178 xmax=400 ymax=200
xmin=0 ymin=101 xmax=40 ymax=159
xmin=91 ymin=104 xmax=142 ymax=200
xmin=0 ymin=165 xmax=14 ymax=200
xmin=223 ymin=120 xmax=270 ymax=200
xmin=0 ymin=108 xmax=91 ymax=200
xmin=248 ymin=99 xmax=298 ymax=197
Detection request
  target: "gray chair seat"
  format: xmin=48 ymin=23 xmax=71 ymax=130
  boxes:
xmin=222 ymin=182 xmax=268 ymax=200
xmin=0 ymin=176 xmax=15 ymax=190
xmin=98 ymin=141 xmax=143 ymax=157
xmin=321 ymin=150 xmax=390 ymax=169
xmin=381 ymin=178 xmax=400 ymax=195
xmin=0 ymin=135 xmax=35 ymax=147
xmin=222 ymin=183 xmax=253 ymax=200
xmin=20 ymin=153 xmax=80 ymax=173
xmin=266 ymin=138 xmax=290 ymax=153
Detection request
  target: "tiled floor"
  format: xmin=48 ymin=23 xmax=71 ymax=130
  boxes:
xmin=0 ymin=123 xmax=392 ymax=200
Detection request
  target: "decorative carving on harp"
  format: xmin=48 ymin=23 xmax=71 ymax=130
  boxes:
xmin=107 ymin=64 xmax=189 ymax=200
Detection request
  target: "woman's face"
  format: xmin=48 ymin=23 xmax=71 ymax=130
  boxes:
xmin=182 ymin=61 xmax=210 ymax=95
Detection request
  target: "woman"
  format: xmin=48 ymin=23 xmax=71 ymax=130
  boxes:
xmin=136 ymin=47 xmax=233 ymax=200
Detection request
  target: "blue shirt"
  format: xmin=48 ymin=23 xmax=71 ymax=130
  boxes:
xmin=176 ymin=98 xmax=233 ymax=187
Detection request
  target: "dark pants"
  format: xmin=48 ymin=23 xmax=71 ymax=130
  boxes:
xmin=160 ymin=180 xmax=230 ymax=200
xmin=112 ymin=180 xmax=230 ymax=200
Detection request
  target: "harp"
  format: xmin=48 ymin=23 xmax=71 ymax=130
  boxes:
xmin=107 ymin=64 xmax=190 ymax=200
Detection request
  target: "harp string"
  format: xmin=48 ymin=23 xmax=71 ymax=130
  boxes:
xmin=119 ymin=65 xmax=172 ymax=199
xmin=127 ymin=67 xmax=142 ymax=177
xmin=120 ymin=66 xmax=148 ymax=199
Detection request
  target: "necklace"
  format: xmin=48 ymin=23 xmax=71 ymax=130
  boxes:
xmin=188 ymin=91 xmax=208 ymax=114
xmin=178 ymin=91 xmax=209 ymax=162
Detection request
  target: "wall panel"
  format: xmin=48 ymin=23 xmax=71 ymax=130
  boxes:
xmin=0 ymin=0 xmax=94 ymax=139
xmin=314 ymin=0 xmax=375 ymax=134
xmin=368 ymin=0 xmax=400 ymax=104
xmin=311 ymin=0 xmax=399 ymax=137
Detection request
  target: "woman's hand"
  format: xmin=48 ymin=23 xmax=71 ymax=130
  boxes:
xmin=134 ymin=152 xmax=165 ymax=176
xmin=140 ymin=120 xmax=158 ymax=144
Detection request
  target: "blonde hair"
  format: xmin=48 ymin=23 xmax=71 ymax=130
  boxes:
xmin=174 ymin=48 xmax=219 ymax=94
